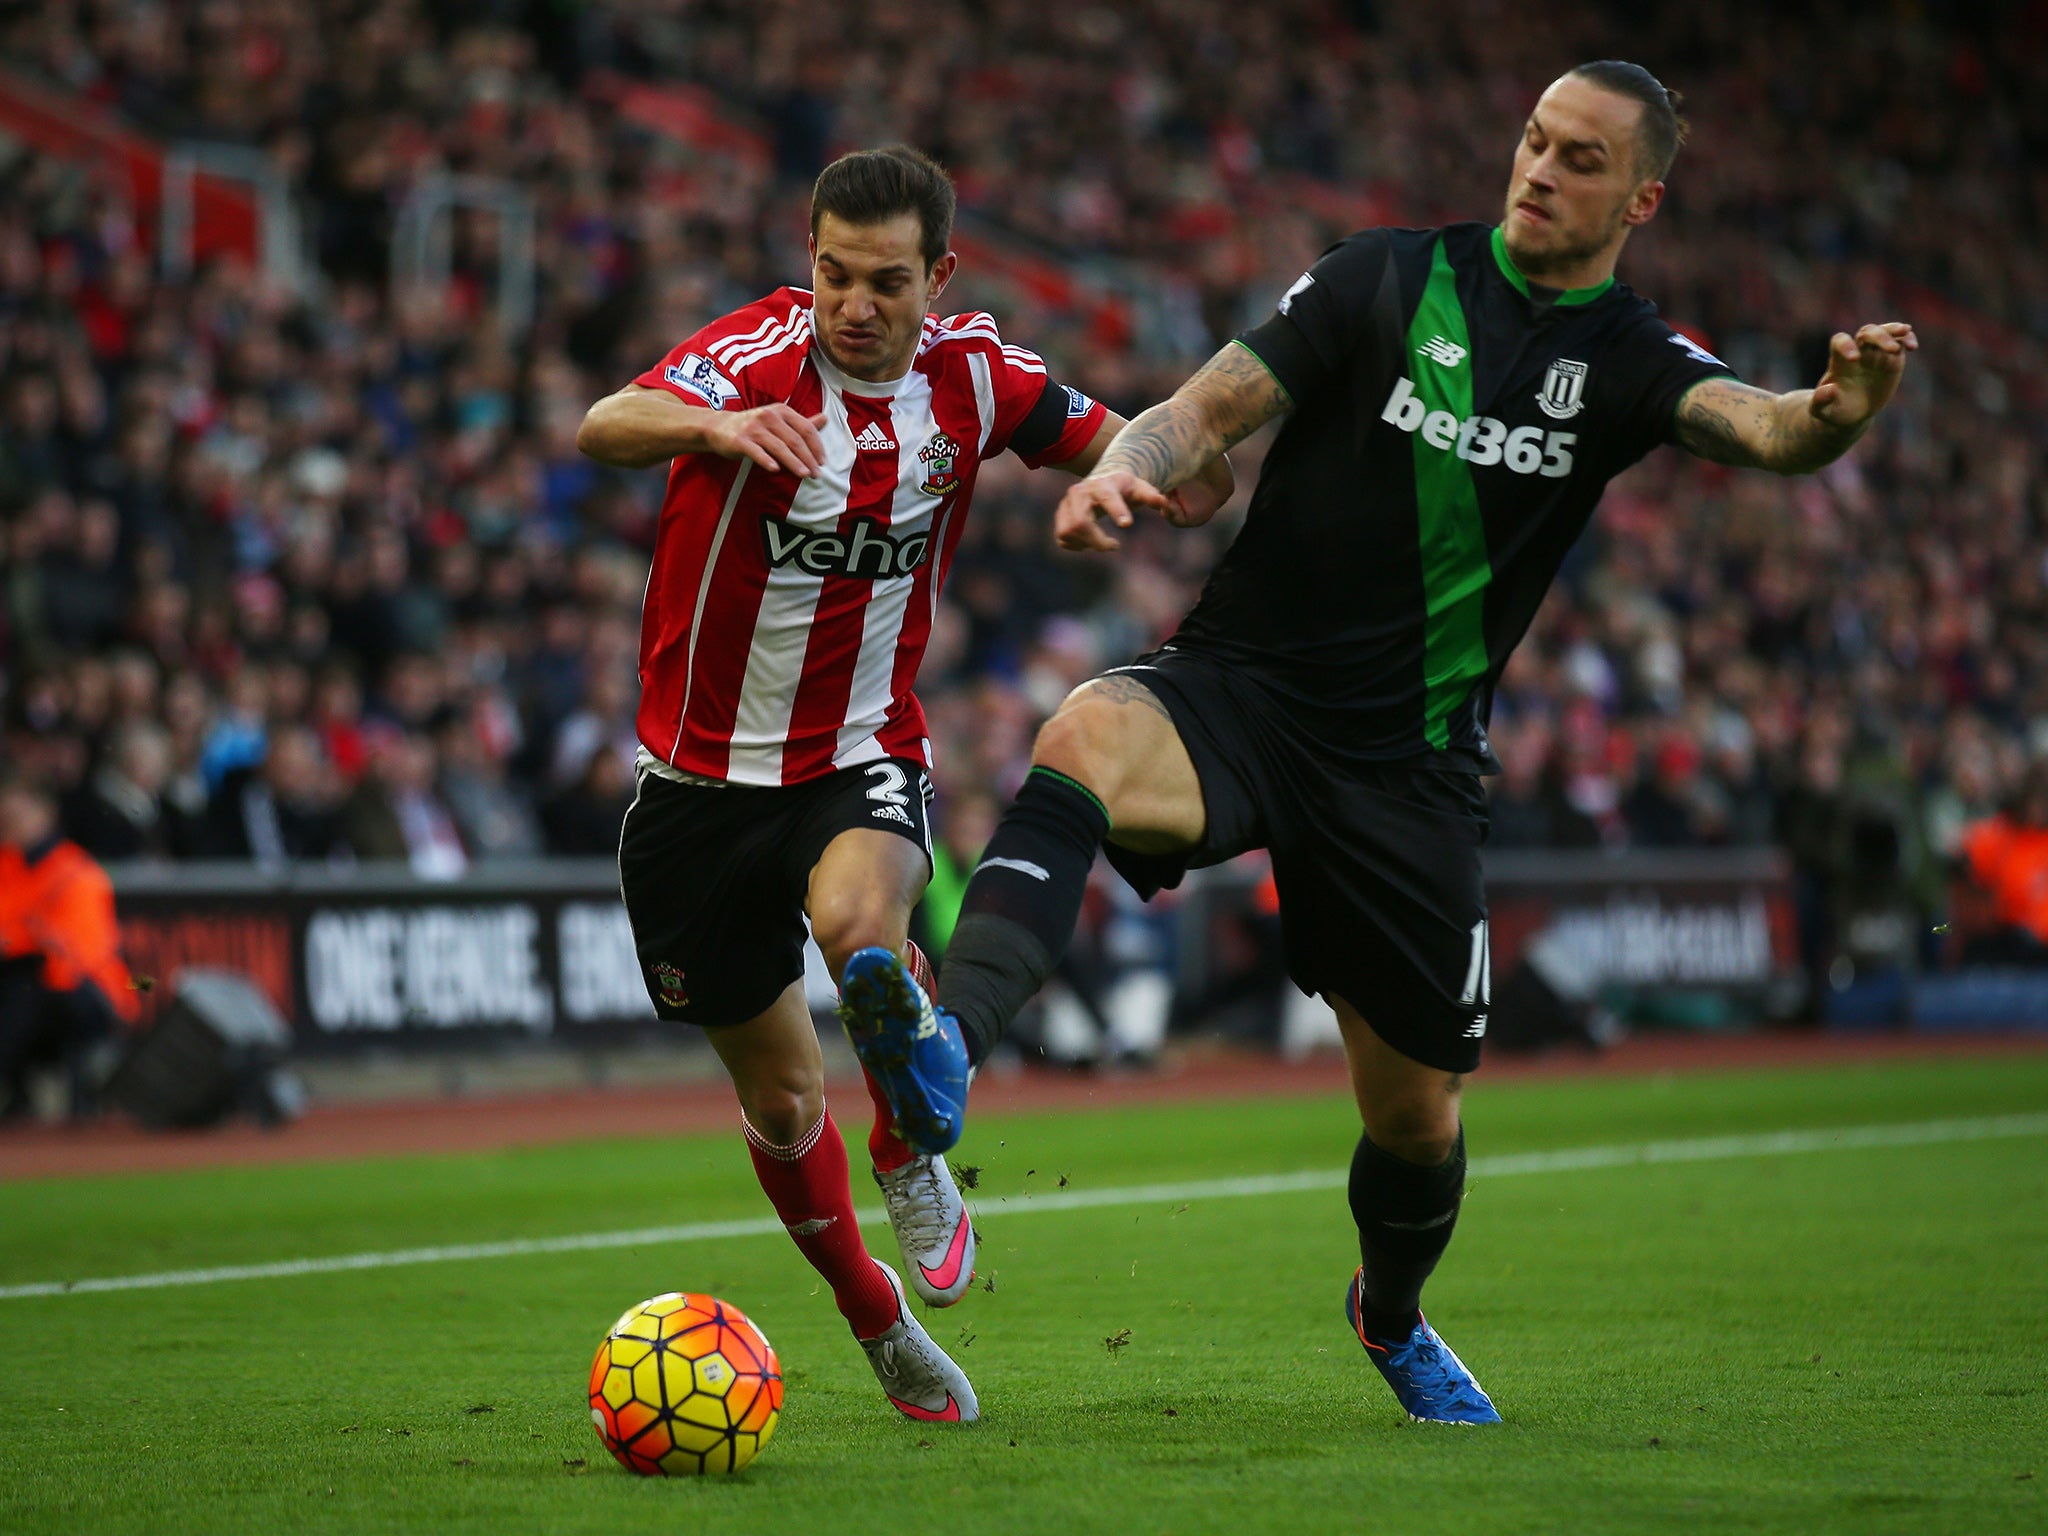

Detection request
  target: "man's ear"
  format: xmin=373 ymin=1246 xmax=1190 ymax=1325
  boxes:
xmin=1624 ymin=180 xmax=1665 ymax=228
xmin=926 ymin=250 xmax=959 ymax=304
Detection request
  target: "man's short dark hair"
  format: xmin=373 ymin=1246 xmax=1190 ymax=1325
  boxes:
xmin=1570 ymin=60 xmax=1688 ymax=181
xmin=810 ymin=146 xmax=956 ymax=270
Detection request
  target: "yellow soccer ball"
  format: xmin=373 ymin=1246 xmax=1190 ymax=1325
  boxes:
xmin=588 ymin=1292 xmax=784 ymax=1475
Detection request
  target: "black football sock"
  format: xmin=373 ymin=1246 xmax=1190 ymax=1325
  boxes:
xmin=939 ymin=766 xmax=1110 ymax=1067
xmin=1348 ymin=1127 xmax=1466 ymax=1342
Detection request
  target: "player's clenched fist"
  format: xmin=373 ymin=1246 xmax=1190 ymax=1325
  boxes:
xmin=704 ymin=404 xmax=831 ymax=477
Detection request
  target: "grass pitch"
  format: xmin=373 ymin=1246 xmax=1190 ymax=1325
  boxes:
xmin=1 ymin=1054 xmax=2044 ymax=1536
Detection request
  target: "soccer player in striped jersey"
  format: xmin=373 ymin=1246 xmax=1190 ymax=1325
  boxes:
xmin=850 ymin=65 xmax=1918 ymax=1423
xmin=577 ymin=146 xmax=1232 ymax=1423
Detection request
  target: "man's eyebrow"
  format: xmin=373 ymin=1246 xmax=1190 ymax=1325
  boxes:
xmin=1528 ymin=111 xmax=1610 ymax=156
xmin=815 ymin=253 xmax=916 ymax=278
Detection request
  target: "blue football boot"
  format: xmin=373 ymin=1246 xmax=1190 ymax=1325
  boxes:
xmin=837 ymin=947 xmax=970 ymax=1155
xmin=1345 ymin=1267 xmax=1502 ymax=1424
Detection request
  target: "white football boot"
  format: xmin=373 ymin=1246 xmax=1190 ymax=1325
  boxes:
xmin=859 ymin=1260 xmax=980 ymax=1423
xmin=875 ymin=1152 xmax=977 ymax=1306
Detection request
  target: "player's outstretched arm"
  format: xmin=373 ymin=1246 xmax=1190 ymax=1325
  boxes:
xmin=1054 ymin=343 xmax=1289 ymax=553
xmin=577 ymin=384 xmax=827 ymax=475
xmin=1050 ymin=412 xmax=1235 ymax=552
xmin=1674 ymin=322 xmax=1917 ymax=475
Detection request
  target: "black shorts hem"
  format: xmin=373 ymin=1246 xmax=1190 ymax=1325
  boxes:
xmin=661 ymin=972 xmax=805 ymax=1029
xmin=1309 ymin=984 xmax=1485 ymax=1076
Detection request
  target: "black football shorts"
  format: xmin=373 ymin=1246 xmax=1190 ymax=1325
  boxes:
xmin=1099 ymin=648 xmax=1491 ymax=1075
xmin=618 ymin=757 xmax=934 ymax=1027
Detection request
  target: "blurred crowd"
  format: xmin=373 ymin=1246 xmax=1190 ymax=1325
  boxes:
xmin=1 ymin=0 xmax=2046 ymax=980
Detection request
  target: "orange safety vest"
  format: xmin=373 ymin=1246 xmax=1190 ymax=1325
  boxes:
xmin=1963 ymin=815 xmax=2048 ymax=946
xmin=0 ymin=839 xmax=139 ymax=1023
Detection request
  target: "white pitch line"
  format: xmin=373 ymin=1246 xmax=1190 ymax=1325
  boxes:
xmin=3 ymin=1111 xmax=2044 ymax=1303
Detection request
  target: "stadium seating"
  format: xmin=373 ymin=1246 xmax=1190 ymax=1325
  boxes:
xmin=1 ymin=1 xmax=2043 ymax=1016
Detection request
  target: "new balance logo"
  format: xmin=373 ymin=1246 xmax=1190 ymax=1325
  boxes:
xmin=761 ymin=515 xmax=928 ymax=579
xmin=853 ymin=420 xmax=896 ymax=452
xmin=785 ymin=1217 xmax=837 ymax=1236
xmin=1418 ymin=335 xmax=1467 ymax=367
xmin=1464 ymin=1014 xmax=1488 ymax=1040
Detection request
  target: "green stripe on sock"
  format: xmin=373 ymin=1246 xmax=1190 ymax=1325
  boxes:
xmin=1406 ymin=237 xmax=1493 ymax=750
xmin=1029 ymin=765 xmax=1111 ymax=827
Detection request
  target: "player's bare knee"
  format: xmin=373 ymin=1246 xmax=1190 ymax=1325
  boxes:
xmin=1033 ymin=698 xmax=1126 ymax=803
xmin=738 ymin=1074 xmax=824 ymax=1147
xmin=811 ymin=898 xmax=904 ymax=979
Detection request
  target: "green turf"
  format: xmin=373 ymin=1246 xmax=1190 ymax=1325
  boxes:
xmin=1 ymin=1055 xmax=2044 ymax=1536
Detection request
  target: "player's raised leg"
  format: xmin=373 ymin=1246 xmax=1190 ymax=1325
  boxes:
xmin=927 ymin=673 xmax=1206 ymax=1085
xmin=1331 ymin=996 xmax=1499 ymax=1424
xmin=809 ymin=829 xmax=977 ymax=1307
xmin=705 ymin=979 xmax=977 ymax=1421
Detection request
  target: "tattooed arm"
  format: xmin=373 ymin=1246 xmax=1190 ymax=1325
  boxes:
xmin=1674 ymin=322 xmax=1917 ymax=475
xmin=1054 ymin=341 xmax=1292 ymax=553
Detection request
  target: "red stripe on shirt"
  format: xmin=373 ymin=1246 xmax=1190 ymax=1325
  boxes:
xmin=779 ymin=392 xmax=903 ymax=779
xmin=645 ymin=368 xmax=820 ymax=778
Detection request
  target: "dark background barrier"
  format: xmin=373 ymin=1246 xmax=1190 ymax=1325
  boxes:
xmin=115 ymin=861 xmax=660 ymax=1052
xmin=113 ymin=851 xmax=1799 ymax=1055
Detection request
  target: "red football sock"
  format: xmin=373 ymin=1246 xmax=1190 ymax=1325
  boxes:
xmin=744 ymin=1107 xmax=899 ymax=1339
xmin=863 ymin=1066 xmax=916 ymax=1173
xmin=858 ymin=942 xmax=936 ymax=1175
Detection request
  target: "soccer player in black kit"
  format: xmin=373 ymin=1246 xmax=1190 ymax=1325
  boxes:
xmin=839 ymin=61 xmax=1918 ymax=1420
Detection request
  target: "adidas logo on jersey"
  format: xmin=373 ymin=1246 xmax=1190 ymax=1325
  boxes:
xmin=853 ymin=421 xmax=896 ymax=452
xmin=761 ymin=514 xmax=930 ymax=579
xmin=1381 ymin=377 xmax=1577 ymax=479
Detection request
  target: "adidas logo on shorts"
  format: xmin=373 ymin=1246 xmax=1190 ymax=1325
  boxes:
xmin=871 ymin=803 xmax=914 ymax=827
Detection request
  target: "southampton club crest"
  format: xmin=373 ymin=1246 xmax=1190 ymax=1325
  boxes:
xmin=1537 ymin=358 xmax=1589 ymax=420
xmin=917 ymin=431 xmax=963 ymax=496
xmin=651 ymin=961 xmax=689 ymax=1010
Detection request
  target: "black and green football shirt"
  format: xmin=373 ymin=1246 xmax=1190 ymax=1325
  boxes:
xmin=1171 ymin=221 xmax=1735 ymax=768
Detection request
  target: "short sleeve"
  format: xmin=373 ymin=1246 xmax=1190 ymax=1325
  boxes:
xmin=1234 ymin=230 xmax=1394 ymax=409
xmin=633 ymin=340 xmax=752 ymax=412
xmin=1007 ymin=378 xmax=1109 ymax=467
xmin=1612 ymin=319 xmax=1740 ymax=450
xmin=629 ymin=292 xmax=811 ymax=411
xmin=980 ymin=335 xmax=1109 ymax=466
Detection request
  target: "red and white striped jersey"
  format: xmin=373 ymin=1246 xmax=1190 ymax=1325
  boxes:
xmin=631 ymin=287 xmax=1108 ymax=786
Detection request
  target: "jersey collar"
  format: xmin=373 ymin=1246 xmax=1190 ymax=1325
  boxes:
xmin=1489 ymin=226 xmax=1615 ymax=308
xmin=809 ymin=314 xmax=913 ymax=397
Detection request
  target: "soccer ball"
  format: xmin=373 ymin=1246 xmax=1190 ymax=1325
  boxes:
xmin=588 ymin=1292 xmax=784 ymax=1475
